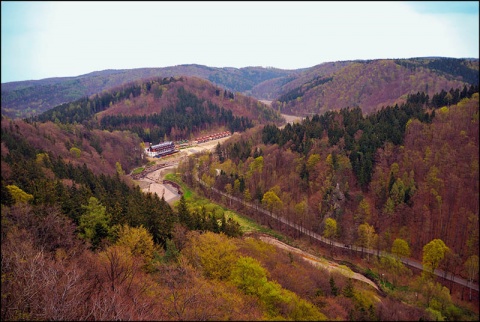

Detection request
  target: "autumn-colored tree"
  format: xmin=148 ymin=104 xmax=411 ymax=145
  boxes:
xmin=69 ymin=147 xmax=81 ymax=158
xmin=354 ymin=198 xmax=371 ymax=223
xmin=115 ymin=161 xmax=125 ymax=176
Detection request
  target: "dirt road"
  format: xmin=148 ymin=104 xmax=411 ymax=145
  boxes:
xmin=138 ymin=136 xmax=233 ymax=203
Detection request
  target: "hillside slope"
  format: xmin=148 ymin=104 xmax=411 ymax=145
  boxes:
xmin=273 ymin=58 xmax=479 ymax=115
xmin=3 ymin=57 xmax=477 ymax=120
xmin=1 ymin=65 xmax=294 ymax=119
xmin=34 ymin=76 xmax=283 ymax=144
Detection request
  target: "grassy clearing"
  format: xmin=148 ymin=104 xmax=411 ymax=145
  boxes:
xmin=164 ymin=173 xmax=193 ymax=199
xmin=132 ymin=167 xmax=144 ymax=175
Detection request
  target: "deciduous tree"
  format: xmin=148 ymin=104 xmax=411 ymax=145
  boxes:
xmin=464 ymin=255 xmax=479 ymax=301
xmin=422 ymin=239 xmax=449 ymax=278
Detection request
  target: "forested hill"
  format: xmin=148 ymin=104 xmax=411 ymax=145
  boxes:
xmin=191 ymin=89 xmax=479 ymax=267
xmin=1 ymin=65 xmax=295 ymax=119
xmin=33 ymin=76 xmax=283 ymax=144
xmin=3 ymin=57 xmax=478 ymax=120
xmin=272 ymin=57 xmax=479 ymax=115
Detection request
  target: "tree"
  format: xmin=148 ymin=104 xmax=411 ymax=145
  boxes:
xmin=98 ymin=245 xmax=139 ymax=292
xmin=355 ymin=198 xmax=371 ymax=223
xmin=176 ymin=195 xmax=192 ymax=228
xmin=69 ymin=147 xmax=81 ymax=158
xmin=183 ymin=231 xmax=238 ymax=280
xmin=230 ymin=256 xmax=268 ymax=295
xmin=115 ymin=161 xmax=125 ymax=176
xmin=225 ymin=183 xmax=233 ymax=206
xmin=262 ymin=190 xmax=283 ymax=213
xmin=422 ymin=239 xmax=449 ymax=279
xmin=329 ymin=276 xmax=339 ymax=296
xmin=79 ymin=196 xmax=111 ymax=249
xmin=6 ymin=185 xmax=34 ymax=204
xmin=464 ymin=255 xmax=479 ymax=301
xmin=391 ymin=238 xmax=411 ymax=259
xmin=323 ymin=218 xmax=337 ymax=255
xmin=115 ymin=224 xmax=156 ymax=267
xmin=357 ymin=223 xmax=376 ymax=261
xmin=342 ymin=278 xmax=355 ymax=298
xmin=386 ymin=238 xmax=412 ymax=285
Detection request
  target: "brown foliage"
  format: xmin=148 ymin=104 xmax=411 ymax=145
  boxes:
xmin=370 ymin=96 xmax=479 ymax=259
xmin=275 ymin=59 xmax=471 ymax=115
xmin=1 ymin=117 xmax=143 ymax=177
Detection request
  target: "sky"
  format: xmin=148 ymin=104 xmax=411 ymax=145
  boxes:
xmin=1 ymin=1 xmax=479 ymax=83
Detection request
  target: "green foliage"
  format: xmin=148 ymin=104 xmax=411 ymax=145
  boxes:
xmin=464 ymin=255 xmax=479 ymax=283
xmin=391 ymin=238 xmax=411 ymax=258
xmin=261 ymin=99 xmax=435 ymax=188
xmin=6 ymin=185 xmax=34 ymax=204
xmin=175 ymin=195 xmax=242 ymax=237
xmin=230 ymin=256 xmax=326 ymax=320
xmin=115 ymin=161 xmax=125 ymax=176
xmin=357 ymin=223 xmax=376 ymax=249
xmin=230 ymin=256 xmax=269 ymax=295
xmin=115 ymin=224 xmax=156 ymax=263
xmin=132 ymin=167 xmax=144 ymax=175
xmin=184 ymin=231 xmax=239 ymax=280
xmin=69 ymin=147 xmax=81 ymax=158
xmin=262 ymin=190 xmax=283 ymax=213
xmin=342 ymin=278 xmax=355 ymax=298
xmin=422 ymin=239 xmax=449 ymax=278
xmin=355 ymin=198 xmax=371 ymax=223
xmin=163 ymin=238 xmax=180 ymax=263
xmin=79 ymin=197 xmax=111 ymax=248
xmin=323 ymin=218 xmax=337 ymax=240
xmin=330 ymin=276 xmax=339 ymax=296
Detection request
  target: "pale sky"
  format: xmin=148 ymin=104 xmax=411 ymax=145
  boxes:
xmin=1 ymin=1 xmax=479 ymax=83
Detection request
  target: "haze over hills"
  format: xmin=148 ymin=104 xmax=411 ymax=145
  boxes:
xmin=2 ymin=57 xmax=478 ymax=120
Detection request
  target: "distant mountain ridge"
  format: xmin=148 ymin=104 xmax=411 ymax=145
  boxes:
xmin=271 ymin=57 xmax=479 ymax=115
xmin=1 ymin=57 xmax=478 ymax=119
xmin=1 ymin=65 xmax=296 ymax=119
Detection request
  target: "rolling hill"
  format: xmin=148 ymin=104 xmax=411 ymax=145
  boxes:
xmin=272 ymin=57 xmax=479 ymax=115
xmin=32 ymin=75 xmax=283 ymax=144
xmin=2 ymin=57 xmax=478 ymax=120
xmin=1 ymin=65 xmax=295 ymax=119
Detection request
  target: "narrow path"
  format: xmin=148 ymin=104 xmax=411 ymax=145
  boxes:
xmin=256 ymin=234 xmax=379 ymax=291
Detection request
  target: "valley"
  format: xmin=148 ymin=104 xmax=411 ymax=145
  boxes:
xmin=1 ymin=57 xmax=479 ymax=321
